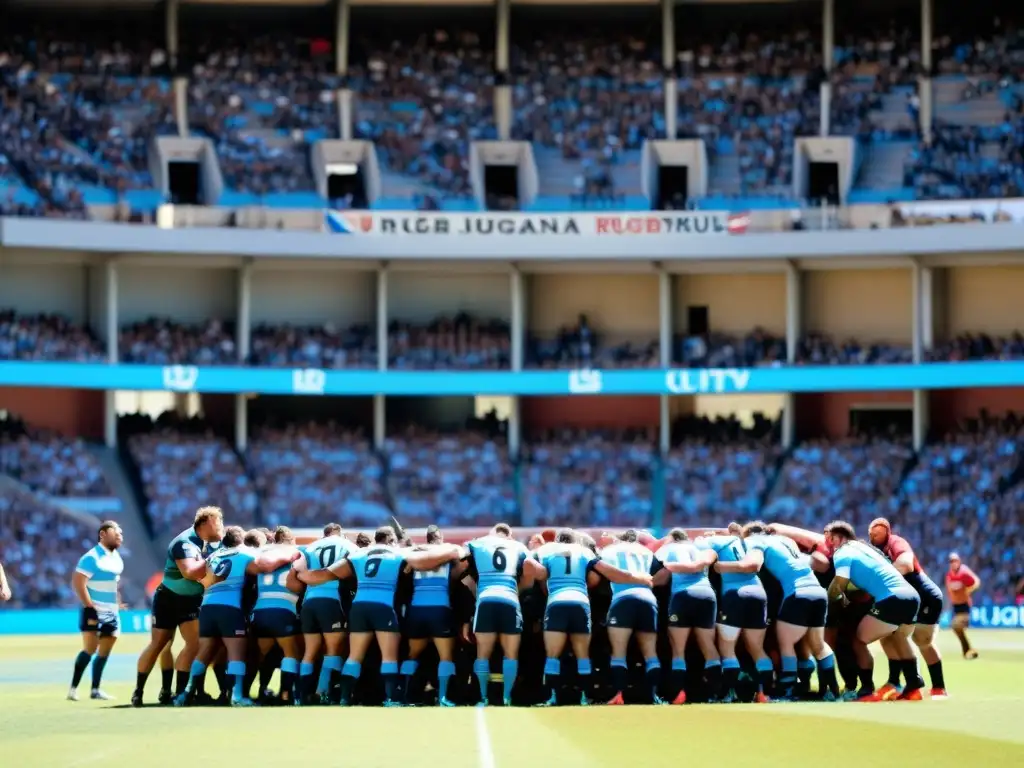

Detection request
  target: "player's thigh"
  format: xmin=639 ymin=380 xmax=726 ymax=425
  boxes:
xmin=197 ymin=637 xmax=220 ymax=663
xmin=347 ymin=631 xmax=374 ymax=662
xmin=323 ymin=631 xmax=346 ymax=656
xmin=407 ymin=637 xmax=429 ymax=658
xmin=543 ymin=630 xmax=568 ymax=658
xmin=856 ymin=614 xmax=897 ymax=645
xmin=499 ymin=632 xmax=521 ymax=660
xmin=667 ymin=626 xmax=691 ymax=657
xmin=257 ymin=637 xmax=276 ymax=656
xmin=569 ymin=632 xmax=592 ymax=660
xmin=912 ymin=623 xmax=938 ymax=647
xmin=178 ymin=619 xmax=199 ymax=646
xmin=302 ymin=634 xmax=322 ymax=660
xmin=81 ymin=631 xmax=99 ymax=655
xmin=222 ymin=637 xmax=247 ymax=661
xmin=715 ymin=624 xmax=740 ymax=655
xmin=742 ymin=628 xmax=767 ymax=657
xmin=635 ymin=631 xmax=658 ymax=658
xmin=475 ymin=632 xmax=497 ymax=659
xmin=433 ymin=636 xmax=455 ymax=662
xmin=278 ymin=634 xmax=300 ymax=658
xmin=97 ymin=634 xmax=118 ymax=656
xmin=694 ymin=627 xmax=718 ymax=658
xmin=376 ymin=630 xmax=401 ymax=662
xmin=606 ymin=626 xmax=632 ymax=657
xmin=802 ymin=626 xmax=826 ymax=656
xmin=775 ymin=620 xmax=808 ymax=651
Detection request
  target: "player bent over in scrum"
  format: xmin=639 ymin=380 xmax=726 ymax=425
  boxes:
xmin=599 ymin=530 xmax=662 ymax=705
xmin=252 ymin=526 xmax=304 ymax=704
xmin=533 ymin=529 xmax=652 ymax=706
xmin=299 ymin=523 xmax=354 ymax=703
xmin=299 ymin=526 xmax=460 ymax=706
xmin=825 ymin=521 xmax=921 ymax=702
xmin=69 ymin=521 xmax=125 ymax=702
xmin=654 ymin=529 xmax=720 ymax=704
xmin=730 ymin=523 xmax=840 ymax=700
xmin=175 ymin=527 xmax=301 ymax=707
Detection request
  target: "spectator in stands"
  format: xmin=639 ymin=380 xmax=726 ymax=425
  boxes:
xmin=120 ymin=317 xmax=236 ymax=365
xmin=389 ymin=313 xmax=510 ymax=369
xmin=528 ymin=314 xmax=658 ymax=369
xmin=0 ymin=423 xmax=110 ymax=497
xmin=249 ymin=322 xmax=377 ymax=369
xmin=798 ymin=333 xmax=913 ymax=364
xmin=0 ymin=310 xmax=104 ymax=361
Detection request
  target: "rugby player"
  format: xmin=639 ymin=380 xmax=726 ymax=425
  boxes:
xmin=825 ymin=521 xmax=922 ymax=701
xmin=729 ymin=523 xmax=839 ymax=700
xmin=252 ymin=526 xmax=304 ymax=703
xmin=703 ymin=526 xmax=773 ymax=702
xmin=599 ymin=529 xmax=662 ymax=705
xmin=945 ymin=552 xmax=981 ymax=659
xmin=297 ymin=526 xmax=460 ymax=706
xmin=0 ymin=559 xmax=11 ymax=601
xmin=654 ymin=528 xmax=720 ymax=704
xmin=176 ymin=526 xmax=301 ymax=707
xmin=299 ymin=523 xmax=353 ymax=703
xmin=402 ymin=525 xmax=458 ymax=707
xmin=464 ymin=523 xmax=536 ymax=706
xmin=869 ymin=518 xmax=947 ymax=699
xmin=533 ymin=529 xmax=652 ymax=706
xmin=68 ymin=521 xmax=124 ymax=702
xmin=132 ymin=506 xmax=224 ymax=707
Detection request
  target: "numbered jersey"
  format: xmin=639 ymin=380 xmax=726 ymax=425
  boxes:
xmin=304 ymin=535 xmax=355 ymax=602
xmin=698 ymin=535 xmax=761 ymax=591
xmin=744 ymin=534 xmax=820 ymax=597
xmin=833 ymin=541 xmax=915 ymax=602
xmin=254 ymin=562 xmax=299 ymax=614
xmin=203 ymin=547 xmax=257 ymax=609
xmin=467 ymin=535 xmax=527 ymax=606
xmin=534 ymin=543 xmax=597 ymax=606
xmin=349 ymin=546 xmax=405 ymax=606
xmin=411 ymin=562 xmax=451 ymax=608
xmin=655 ymin=541 xmax=711 ymax=594
xmin=599 ymin=541 xmax=657 ymax=605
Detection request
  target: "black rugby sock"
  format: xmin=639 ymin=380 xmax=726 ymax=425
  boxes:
xmin=160 ymin=668 xmax=172 ymax=693
xmin=886 ymin=658 xmax=902 ymax=687
xmin=857 ymin=667 xmax=874 ymax=694
xmin=137 ymin=671 xmax=151 ymax=694
xmin=901 ymin=659 xmax=924 ymax=690
xmin=91 ymin=655 xmax=109 ymax=689
xmin=175 ymin=670 xmax=189 ymax=696
xmin=927 ymin=661 xmax=945 ymax=689
xmin=213 ymin=664 xmax=229 ymax=696
xmin=259 ymin=657 xmax=277 ymax=693
xmin=71 ymin=651 xmax=92 ymax=688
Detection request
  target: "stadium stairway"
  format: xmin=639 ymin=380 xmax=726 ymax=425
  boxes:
xmin=855 ymin=141 xmax=914 ymax=190
xmin=89 ymin=446 xmax=162 ymax=585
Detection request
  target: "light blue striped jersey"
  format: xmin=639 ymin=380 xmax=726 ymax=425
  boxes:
xmin=654 ymin=541 xmax=711 ymax=594
xmin=202 ymin=547 xmax=256 ymax=609
xmin=75 ymin=544 xmax=123 ymax=613
xmin=411 ymin=562 xmax=451 ymax=608
xmin=833 ymin=541 xmax=918 ymax=603
xmin=467 ymin=535 xmax=527 ymax=606
xmin=303 ymin=535 xmax=355 ymax=602
xmin=255 ymin=558 xmax=300 ymax=614
xmin=533 ymin=542 xmax=596 ymax=606
xmin=350 ymin=546 xmax=405 ymax=606
xmin=599 ymin=541 xmax=656 ymax=606
xmin=697 ymin=534 xmax=762 ymax=592
xmin=744 ymin=534 xmax=821 ymax=597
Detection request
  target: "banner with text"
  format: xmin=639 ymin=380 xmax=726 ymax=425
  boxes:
xmin=325 ymin=211 xmax=745 ymax=237
xmin=2 ymin=361 xmax=1024 ymax=396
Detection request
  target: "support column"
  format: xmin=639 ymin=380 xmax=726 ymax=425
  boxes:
xmin=783 ymin=262 xmax=801 ymax=449
xmin=662 ymin=0 xmax=677 ymax=138
xmin=920 ymin=266 xmax=933 ymax=350
xmin=912 ymin=261 xmax=931 ymax=451
xmin=509 ymin=268 xmax=524 ymax=459
xmin=374 ymin=265 xmax=388 ymax=449
xmin=235 ymin=261 xmax=252 ymax=452
xmin=166 ymin=0 xmax=179 ymax=61
xmin=820 ymin=0 xmax=834 ymax=136
xmin=336 ymin=0 xmax=352 ymax=141
xmin=919 ymin=0 xmax=934 ymax=136
xmin=659 ymin=268 xmax=672 ymax=455
xmin=913 ymin=389 xmax=928 ymax=451
xmin=104 ymin=260 xmax=119 ymax=448
xmin=911 ymin=262 xmax=922 ymax=364
xmin=495 ymin=0 xmax=511 ymax=141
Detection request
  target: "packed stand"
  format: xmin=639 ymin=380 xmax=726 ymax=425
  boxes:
xmin=906 ymin=121 xmax=1024 ymax=200
xmin=677 ymin=328 xmax=787 ymax=367
xmin=247 ymin=422 xmax=386 ymax=528
xmin=663 ymin=414 xmax=781 ymax=526
xmin=0 ymin=423 xmax=110 ymax=498
xmin=0 ymin=310 xmax=104 ymax=362
xmin=389 ymin=313 xmax=510 ymax=369
xmin=249 ymin=322 xmax=377 ymax=369
xmin=797 ymin=333 xmax=914 ymax=365
xmin=385 ymin=427 xmax=515 ymax=526
xmin=119 ymin=317 xmax=236 ymax=365
xmin=125 ymin=417 xmax=258 ymax=534
xmin=762 ymin=433 xmax=914 ymax=530
xmin=527 ymin=315 xmax=658 ymax=369
xmin=185 ymin=26 xmax=339 ymax=197
xmin=520 ymin=429 xmax=656 ymax=527
xmin=892 ymin=414 xmax=1024 ymax=601
xmin=927 ymin=332 xmax=1024 ymax=361
xmin=350 ymin=24 xmax=494 ymax=198
xmin=0 ymin=16 xmax=176 ymax=215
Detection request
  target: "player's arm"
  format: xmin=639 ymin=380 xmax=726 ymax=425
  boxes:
xmin=529 ymin=553 xmax=549 ymax=581
xmin=0 ymin=562 xmax=10 ymax=602
xmin=593 ymin=558 xmax=654 ymax=586
xmin=663 ymin=549 xmax=717 ymax=574
xmin=886 ymin=537 xmax=915 ymax=575
xmin=246 ymin=545 xmax=303 ymax=575
xmin=766 ymin=523 xmax=825 ymax=550
xmin=810 ymin=550 xmax=831 ymax=574
xmin=715 ymin=548 xmax=763 ymax=574
xmin=827 ymin=553 xmax=851 ymax=603
xmin=71 ymin=563 xmax=94 ymax=609
xmin=962 ymin=566 xmax=982 ymax=594
xmin=405 ymin=544 xmax=462 ymax=572
xmin=297 ymin=556 xmax=354 ymax=585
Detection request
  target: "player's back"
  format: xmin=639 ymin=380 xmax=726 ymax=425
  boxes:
xmin=254 ymin=562 xmax=298 ymax=612
xmin=304 ymin=535 xmax=353 ymax=601
xmin=655 ymin=540 xmax=710 ymax=593
xmin=163 ymin=528 xmax=205 ymax=595
xmin=204 ymin=547 xmax=256 ymax=608
xmin=600 ymin=541 xmax=656 ymax=604
xmin=468 ymin=535 xmax=527 ymax=605
xmin=535 ymin=542 xmax=594 ymax=604
xmin=745 ymin=534 xmax=820 ymax=595
xmin=699 ymin=534 xmax=760 ymax=590
xmin=411 ymin=561 xmax=451 ymax=608
xmin=836 ymin=541 xmax=914 ymax=601
xmin=350 ymin=545 xmax=405 ymax=605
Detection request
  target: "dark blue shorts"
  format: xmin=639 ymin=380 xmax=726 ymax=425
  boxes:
xmin=152 ymin=585 xmax=202 ymax=630
xmin=719 ymin=585 xmax=768 ymax=630
xmin=871 ymin=593 xmax=920 ymax=626
xmin=607 ymin=597 xmax=658 ymax=633
xmin=349 ymin=602 xmax=399 ymax=633
xmin=252 ymin=608 xmax=299 ymax=639
xmin=544 ymin=603 xmax=592 ymax=635
xmin=199 ymin=604 xmax=247 ymax=639
xmin=474 ymin=601 xmax=523 ymax=635
xmin=301 ymin=598 xmax=346 ymax=635
xmin=952 ymin=603 xmax=971 ymax=616
xmin=668 ymin=588 xmax=717 ymax=630
xmin=79 ymin=608 xmax=120 ymax=637
xmin=906 ymin=572 xmax=943 ymax=626
xmin=406 ymin=606 xmax=453 ymax=639
xmin=778 ymin=589 xmax=828 ymax=628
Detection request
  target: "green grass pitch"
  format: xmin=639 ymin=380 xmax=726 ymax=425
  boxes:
xmin=1 ymin=631 xmax=1022 ymax=767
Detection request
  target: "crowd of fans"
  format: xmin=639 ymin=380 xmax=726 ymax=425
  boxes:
xmin=0 ymin=425 xmax=110 ymax=498
xmin=249 ymin=322 xmax=377 ymax=369
xmin=527 ymin=315 xmax=659 ymax=369
xmin=119 ymin=318 xmax=236 ymax=366
xmin=0 ymin=310 xmax=104 ymax=362
xmin=389 ymin=314 xmax=510 ymax=369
